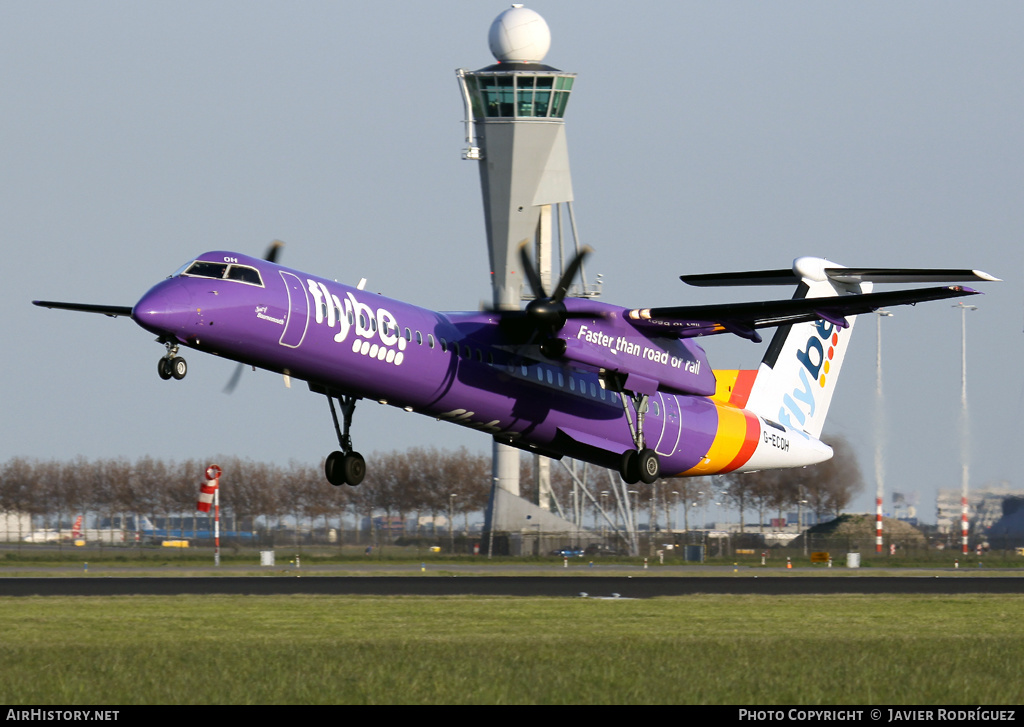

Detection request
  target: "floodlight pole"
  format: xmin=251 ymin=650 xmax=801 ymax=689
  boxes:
xmin=875 ymin=310 xmax=892 ymax=553
xmin=953 ymin=303 xmax=977 ymax=555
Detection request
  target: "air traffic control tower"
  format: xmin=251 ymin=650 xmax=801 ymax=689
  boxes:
xmin=457 ymin=5 xmax=595 ymax=536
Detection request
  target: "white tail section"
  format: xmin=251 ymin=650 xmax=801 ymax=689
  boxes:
xmin=744 ymin=258 xmax=869 ymax=439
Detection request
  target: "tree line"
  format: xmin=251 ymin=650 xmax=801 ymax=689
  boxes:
xmin=0 ymin=448 xmax=491 ymax=539
xmin=0 ymin=437 xmax=862 ymax=539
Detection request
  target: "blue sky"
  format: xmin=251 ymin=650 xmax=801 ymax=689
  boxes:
xmin=4 ymin=2 xmax=1022 ymax=522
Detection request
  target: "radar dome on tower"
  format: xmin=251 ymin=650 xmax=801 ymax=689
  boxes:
xmin=488 ymin=4 xmax=551 ymax=63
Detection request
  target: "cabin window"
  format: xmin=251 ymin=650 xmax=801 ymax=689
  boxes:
xmin=404 ymin=328 xmax=412 ymax=342
xmin=451 ymin=341 xmax=460 ymax=357
xmin=650 ymin=401 xmax=661 ymax=417
xmin=427 ymin=334 xmax=435 ymax=349
xmin=440 ymin=338 xmax=447 ymax=353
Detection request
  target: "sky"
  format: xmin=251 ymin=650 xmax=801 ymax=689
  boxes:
xmin=3 ymin=1 xmax=1022 ymax=523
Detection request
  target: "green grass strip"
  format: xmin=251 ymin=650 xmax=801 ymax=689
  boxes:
xmin=1 ymin=594 xmax=1021 ymax=704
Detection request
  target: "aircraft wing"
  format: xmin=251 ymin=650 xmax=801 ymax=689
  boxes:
xmin=627 ymin=285 xmax=980 ymax=342
xmin=33 ymin=301 xmax=133 ymax=318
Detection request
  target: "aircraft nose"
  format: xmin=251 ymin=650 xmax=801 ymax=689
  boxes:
xmin=132 ymin=279 xmax=198 ymax=338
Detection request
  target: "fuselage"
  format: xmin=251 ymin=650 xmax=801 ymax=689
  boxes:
xmin=131 ymin=251 xmax=832 ymax=477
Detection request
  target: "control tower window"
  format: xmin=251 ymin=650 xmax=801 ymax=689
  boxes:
xmin=551 ymin=76 xmax=573 ymax=118
xmin=482 ymin=76 xmax=515 ymax=117
xmin=470 ymin=73 xmax=574 ymax=120
xmin=533 ymin=76 xmax=553 ymax=116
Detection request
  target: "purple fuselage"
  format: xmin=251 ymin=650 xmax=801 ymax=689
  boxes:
xmin=132 ymin=252 xmax=764 ymax=476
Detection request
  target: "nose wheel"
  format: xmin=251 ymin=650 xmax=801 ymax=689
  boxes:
xmin=157 ymin=343 xmax=187 ymax=381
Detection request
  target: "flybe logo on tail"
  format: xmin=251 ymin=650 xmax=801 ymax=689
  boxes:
xmin=779 ymin=319 xmax=841 ymax=433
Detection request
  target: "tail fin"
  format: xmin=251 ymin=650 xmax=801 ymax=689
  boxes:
xmin=71 ymin=515 xmax=83 ymax=539
xmin=743 ymin=258 xmax=866 ymax=438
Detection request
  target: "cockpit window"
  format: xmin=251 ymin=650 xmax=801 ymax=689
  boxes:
xmin=184 ymin=261 xmax=228 ymax=279
xmin=181 ymin=261 xmax=264 ymax=287
xmin=226 ymin=266 xmax=263 ymax=285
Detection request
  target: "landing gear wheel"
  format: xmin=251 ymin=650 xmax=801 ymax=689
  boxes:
xmin=170 ymin=357 xmax=187 ymax=380
xmin=157 ymin=358 xmax=173 ymax=380
xmin=638 ymin=448 xmax=660 ymax=484
xmin=325 ymin=450 xmax=366 ymax=487
xmin=342 ymin=452 xmax=365 ymax=487
xmin=325 ymin=451 xmax=347 ymax=486
xmin=619 ymin=450 xmax=640 ymax=485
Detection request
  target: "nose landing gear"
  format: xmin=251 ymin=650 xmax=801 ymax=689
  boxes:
xmin=157 ymin=343 xmax=187 ymax=381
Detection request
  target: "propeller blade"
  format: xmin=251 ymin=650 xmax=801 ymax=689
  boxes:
xmin=517 ymin=240 xmax=547 ymax=299
xmin=551 ymin=245 xmax=592 ymax=303
xmin=225 ymin=241 xmax=284 ymax=393
xmin=223 ymin=363 xmax=245 ymax=394
xmin=264 ymin=240 xmax=284 ymax=263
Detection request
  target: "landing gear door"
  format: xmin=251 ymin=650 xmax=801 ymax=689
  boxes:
xmin=655 ymin=392 xmax=682 ymax=457
xmin=279 ymin=271 xmax=309 ymax=348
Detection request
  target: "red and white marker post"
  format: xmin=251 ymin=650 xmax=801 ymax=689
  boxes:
xmin=961 ymin=495 xmax=969 ymax=556
xmin=875 ymin=496 xmax=884 ymax=554
xmin=198 ymin=465 xmax=222 ymax=566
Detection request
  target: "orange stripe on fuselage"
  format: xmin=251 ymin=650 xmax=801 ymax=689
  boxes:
xmin=710 ymin=369 xmax=758 ymax=409
xmin=682 ymin=401 xmax=761 ymax=476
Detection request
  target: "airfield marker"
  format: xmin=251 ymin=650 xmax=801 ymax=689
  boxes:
xmin=199 ymin=465 xmax=222 ymax=567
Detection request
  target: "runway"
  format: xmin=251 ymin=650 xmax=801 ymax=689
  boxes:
xmin=4 ymin=574 xmax=1024 ymax=598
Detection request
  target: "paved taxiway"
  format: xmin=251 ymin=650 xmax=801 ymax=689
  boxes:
xmin=4 ymin=572 xmax=1024 ymax=598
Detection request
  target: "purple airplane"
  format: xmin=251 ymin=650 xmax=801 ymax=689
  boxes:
xmin=34 ymin=242 xmax=996 ymax=487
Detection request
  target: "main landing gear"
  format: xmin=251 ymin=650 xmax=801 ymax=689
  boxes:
xmin=617 ymin=390 xmax=660 ymax=486
xmin=156 ymin=342 xmax=187 ymax=381
xmin=324 ymin=393 xmax=365 ymax=487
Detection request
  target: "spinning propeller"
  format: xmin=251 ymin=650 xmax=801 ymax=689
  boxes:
xmin=492 ymin=241 xmax=596 ymax=359
xmin=223 ymin=240 xmax=285 ymax=393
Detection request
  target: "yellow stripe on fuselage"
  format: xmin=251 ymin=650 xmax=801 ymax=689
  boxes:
xmin=682 ymin=403 xmax=750 ymax=476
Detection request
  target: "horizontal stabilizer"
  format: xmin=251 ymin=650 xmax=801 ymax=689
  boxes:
xmin=33 ymin=301 xmax=133 ymax=318
xmin=628 ymin=285 xmax=980 ymax=339
xmin=682 ymin=263 xmax=999 ymax=288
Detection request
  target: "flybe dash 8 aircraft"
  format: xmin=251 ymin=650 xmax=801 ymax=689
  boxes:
xmin=34 ymin=242 xmax=996 ymax=487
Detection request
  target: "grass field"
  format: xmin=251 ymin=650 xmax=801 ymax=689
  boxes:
xmin=1 ymin=593 xmax=1021 ymax=705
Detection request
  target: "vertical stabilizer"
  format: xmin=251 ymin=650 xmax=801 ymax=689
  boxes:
xmin=744 ymin=258 xmax=869 ymax=439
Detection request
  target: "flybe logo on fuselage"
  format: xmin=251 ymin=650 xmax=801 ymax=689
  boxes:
xmin=778 ymin=319 xmax=840 ymax=433
xmin=306 ymin=280 xmax=407 ymax=366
